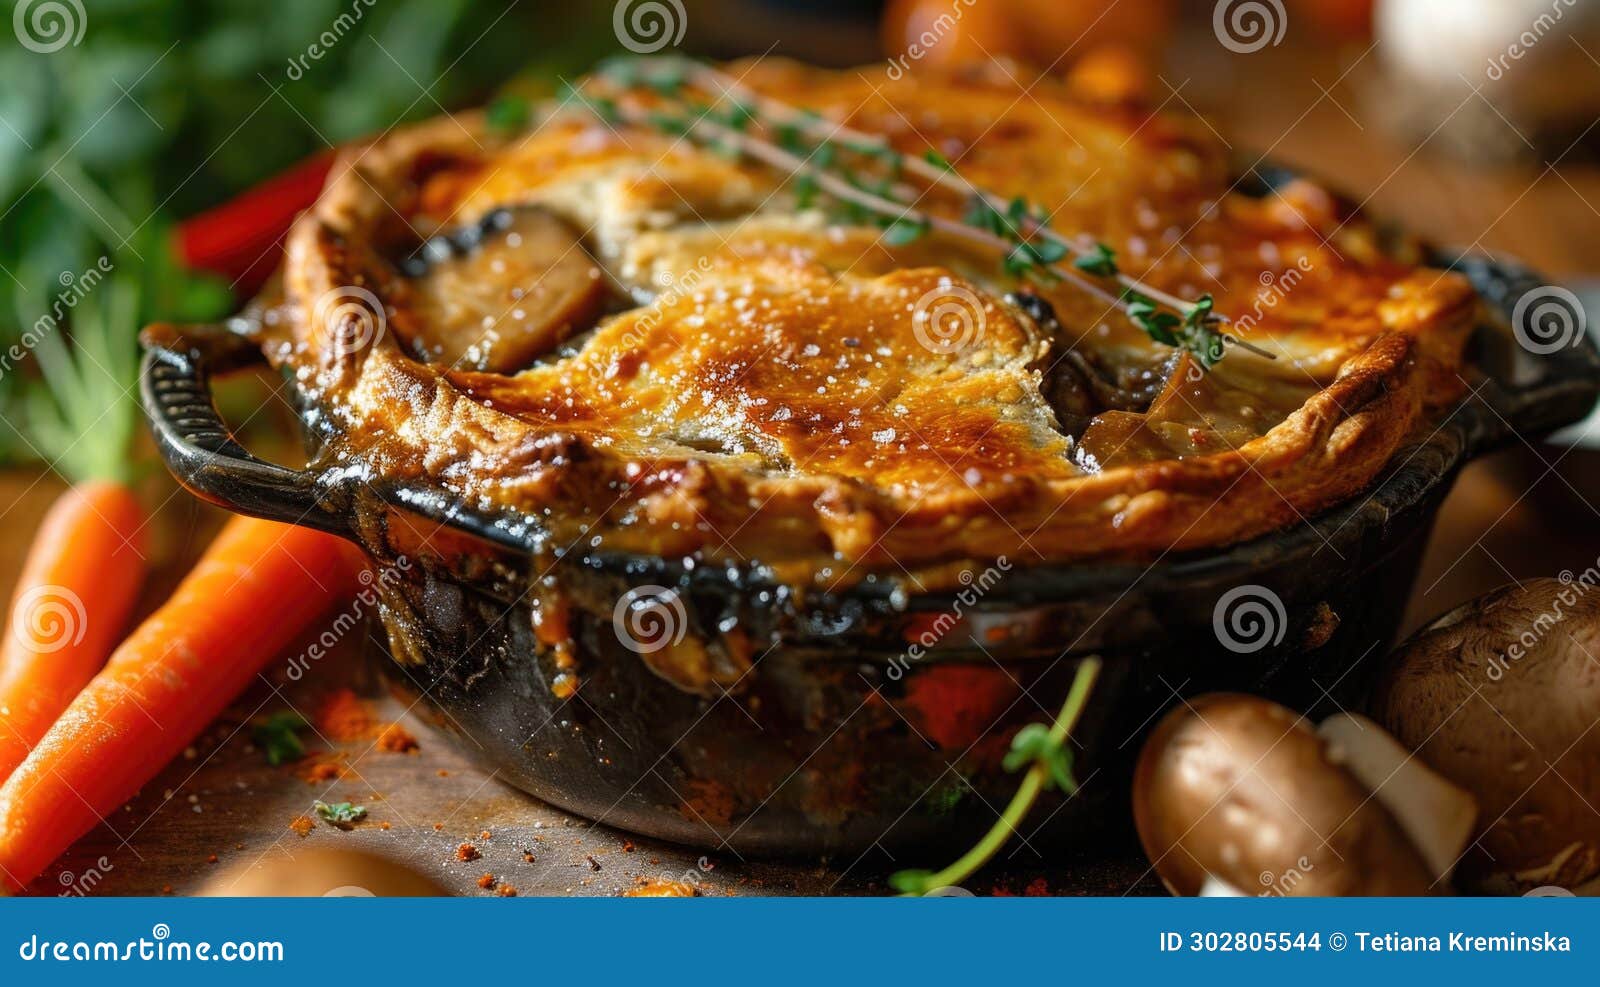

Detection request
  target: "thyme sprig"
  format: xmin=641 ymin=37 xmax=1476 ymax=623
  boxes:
xmin=889 ymin=658 xmax=1101 ymax=896
xmin=576 ymin=56 xmax=1271 ymax=366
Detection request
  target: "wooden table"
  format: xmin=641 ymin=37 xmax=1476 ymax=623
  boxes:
xmin=10 ymin=32 xmax=1600 ymax=897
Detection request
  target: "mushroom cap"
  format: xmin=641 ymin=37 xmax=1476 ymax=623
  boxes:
xmin=200 ymin=847 xmax=444 ymax=897
xmin=1133 ymin=693 xmax=1434 ymax=896
xmin=1373 ymin=577 xmax=1600 ymax=893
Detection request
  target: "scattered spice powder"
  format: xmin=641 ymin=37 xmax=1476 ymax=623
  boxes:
xmin=477 ymin=872 xmax=496 ymax=889
xmin=289 ymin=815 xmax=315 ymax=838
xmin=457 ymin=843 xmax=480 ymax=862
xmin=379 ymin=821 xmax=392 ymax=830
xmin=479 ymin=830 xmax=491 ymax=841
xmin=495 ymin=883 xmax=518 ymax=897
xmin=206 ymin=854 xmax=218 ymax=864
xmin=621 ymin=840 xmax=635 ymax=853
xmin=522 ymin=852 xmax=536 ymax=864
xmin=1024 ymin=877 xmax=1050 ymax=897
xmin=436 ymin=770 xmax=450 ymax=778
xmin=301 ymin=758 xmax=343 ymax=784
xmin=376 ymin=722 xmax=418 ymax=753
xmin=432 ymin=823 xmax=444 ymax=831
xmin=315 ymin=689 xmax=374 ymax=741
xmin=585 ymin=854 xmax=601 ymax=872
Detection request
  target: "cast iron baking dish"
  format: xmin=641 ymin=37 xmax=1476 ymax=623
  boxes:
xmin=141 ymin=201 xmax=1600 ymax=857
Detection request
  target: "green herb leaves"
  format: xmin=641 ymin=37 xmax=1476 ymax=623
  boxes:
xmin=313 ymin=800 xmax=367 ymax=827
xmin=252 ymin=711 xmax=309 ymax=766
xmin=1073 ymin=241 xmax=1119 ymax=278
xmin=881 ymin=216 xmax=930 ymax=246
xmin=485 ymin=95 xmax=532 ymax=136
xmin=580 ymin=55 xmax=1248 ymax=369
xmin=888 ymin=659 xmax=1102 ymax=896
xmin=1002 ymin=723 xmax=1079 ymax=795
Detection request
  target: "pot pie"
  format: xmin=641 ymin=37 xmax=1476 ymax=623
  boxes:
xmin=257 ymin=59 xmax=1477 ymax=586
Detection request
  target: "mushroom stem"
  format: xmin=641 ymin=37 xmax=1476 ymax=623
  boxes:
xmin=1199 ymin=875 xmax=1248 ymax=897
xmin=1317 ymin=713 xmax=1477 ymax=884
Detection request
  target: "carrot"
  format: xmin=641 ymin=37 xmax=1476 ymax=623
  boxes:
xmin=0 ymin=480 xmax=147 ymax=782
xmin=0 ymin=274 xmax=152 ymax=783
xmin=0 ymin=516 xmax=363 ymax=892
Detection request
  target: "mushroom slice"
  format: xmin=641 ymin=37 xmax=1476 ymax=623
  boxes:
xmin=1132 ymin=693 xmax=1436 ymax=896
xmin=397 ymin=206 xmax=606 ymax=373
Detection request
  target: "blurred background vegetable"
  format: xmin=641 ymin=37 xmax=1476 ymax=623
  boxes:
xmin=0 ymin=0 xmax=612 ymax=468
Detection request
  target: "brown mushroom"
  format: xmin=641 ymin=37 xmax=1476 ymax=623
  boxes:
xmin=201 ymin=847 xmax=444 ymax=897
xmin=1373 ymin=577 xmax=1600 ymax=894
xmin=1133 ymin=694 xmax=1473 ymax=896
xmin=396 ymin=206 xmax=606 ymax=373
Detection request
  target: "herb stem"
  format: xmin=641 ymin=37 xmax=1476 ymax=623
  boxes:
xmin=895 ymin=657 xmax=1101 ymax=896
xmin=639 ymin=58 xmax=1265 ymax=349
xmin=580 ymin=62 xmax=1276 ymax=363
xmin=609 ymin=103 xmax=1138 ymax=320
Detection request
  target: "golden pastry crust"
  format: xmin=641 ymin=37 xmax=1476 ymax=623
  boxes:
xmin=261 ymin=60 xmax=1477 ymax=584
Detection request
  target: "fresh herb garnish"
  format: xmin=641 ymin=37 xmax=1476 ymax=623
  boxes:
xmin=485 ymin=95 xmax=532 ymax=135
xmin=567 ymin=56 xmax=1273 ymax=368
xmin=889 ymin=658 xmax=1101 ymax=896
xmin=1073 ymin=241 xmax=1120 ymax=278
xmin=252 ymin=712 xmax=309 ymax=766
xmin=313 ymin=800 xmax=367 ymax=827
xmin=881 ymin=216 xmax=930 ymax=247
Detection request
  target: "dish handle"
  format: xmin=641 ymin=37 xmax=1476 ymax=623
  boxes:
xmin=139 ymin=322 xmax=352 ymax=538
xmin=1448 ymin=253 xmax=1600 ymax=451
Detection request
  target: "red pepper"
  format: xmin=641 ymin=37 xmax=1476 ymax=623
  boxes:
xmin=176 ymin=152 xmax=334 ymax=293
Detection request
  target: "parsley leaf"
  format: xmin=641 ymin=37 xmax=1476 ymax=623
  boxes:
xmin=1072 ymin=242 xmax=1119 ymax=278
xmin=881 ymin=217 xmax=930 ymax=246
xmin=485 ymin=95 xmax=531 ymax=136
xmin=313 ymin=801 xmax=368 ymax=827
xmin=252 ymin=712 xmax=308 ymax=766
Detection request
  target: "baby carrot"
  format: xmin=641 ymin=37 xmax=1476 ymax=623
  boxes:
xmin=0 ymin=516 xmax=363 ymax=891
xmin=0 ymin=480 xmax=147 ymax=782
